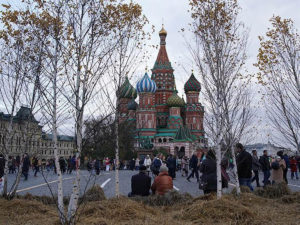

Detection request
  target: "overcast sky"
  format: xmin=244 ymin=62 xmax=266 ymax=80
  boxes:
xmin=1 ymin=0 xmax=300 ymax=146
xmin=136 ymin=0 xmax=300 ymax=145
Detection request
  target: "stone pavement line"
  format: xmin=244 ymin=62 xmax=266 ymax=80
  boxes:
xmin=173 ymin=185 xmax=179 ymax=191
xmin=16 ymin=176 xmax=75 ymax=193
xmin=100 ymin=178 xmax=111 ymax=188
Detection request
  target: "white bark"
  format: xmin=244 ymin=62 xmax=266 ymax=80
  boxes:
xmin=230 ymin=146 xmax=240 ymax=194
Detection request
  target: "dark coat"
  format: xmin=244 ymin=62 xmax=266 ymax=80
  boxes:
xmin=252 ymin=155 xmax=261 ymax=171
xmin=259 ymin=155 xmax=271 ymax=171
xmin=131 ymin=172 xmax=151 ymax=196
xmin=200 ymin=156 xmax=217 ymax=191
xmin=236 ymin=150 xmax=252 ymax=179
xmin=167 ymin=157 xmax=176 ymax=170
xmin=22 ymin=156 xmax=30 ymax=172
xmin=0 ymin=156 xmax=5 ymax=177
xmin=190 ymin=155 xmax=198 ymax=169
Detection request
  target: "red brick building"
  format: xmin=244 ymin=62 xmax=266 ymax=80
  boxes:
xmin=118 ymin=26 xmax=207 ymax=158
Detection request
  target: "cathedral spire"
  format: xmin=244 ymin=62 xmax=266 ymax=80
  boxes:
xmin=153 ymin=25 xmax=172 ymax=71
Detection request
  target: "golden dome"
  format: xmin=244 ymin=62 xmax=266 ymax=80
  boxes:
xmin=159 ymin=25 xmax=167 ymax=36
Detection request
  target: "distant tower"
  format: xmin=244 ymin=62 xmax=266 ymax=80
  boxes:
xmin=151 ymin=25 xmax=175 ymax=128
xmin=184 ymin=72 xmax=204 ymax=137
xmin=118 ymin=77 xmax=137 ymax=124
xmin=166 ymin=89 xmax=185 ymax=129
xmin=136 ymin=72 xmax=157 ymax=137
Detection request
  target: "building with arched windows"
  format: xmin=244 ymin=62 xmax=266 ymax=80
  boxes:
xmin=118 ymin=26 xmax=207 ymax=158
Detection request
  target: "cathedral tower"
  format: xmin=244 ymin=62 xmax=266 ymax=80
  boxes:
xmin=136 ymin=72 xmax=157 ymax=137
xmin=184 ymin=72 xmax=204 ymax=137
xmin=151 ymin=25 xmax=175 ymax=128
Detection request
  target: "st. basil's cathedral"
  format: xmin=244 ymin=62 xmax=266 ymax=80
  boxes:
xmin=118 ymin=26 xmax=207 ymax=158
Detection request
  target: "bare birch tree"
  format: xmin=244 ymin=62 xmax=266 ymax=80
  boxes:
xmin=188 ymin=0 xmax=248 ymax=198
xmin=101 ymin=4 xmax=149 ymax=197
xmin=256 ymin=16 xmax=300 ymax=152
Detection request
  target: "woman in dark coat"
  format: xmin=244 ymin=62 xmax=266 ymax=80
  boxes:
xmin=200 ymin=150 xmax=217 ymax=194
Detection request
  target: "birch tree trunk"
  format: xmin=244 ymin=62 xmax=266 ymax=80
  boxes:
xmin=230 ymin=146 xmax=240 ymax=194
xmin=115 ymin=99 xmax=120 ymax=197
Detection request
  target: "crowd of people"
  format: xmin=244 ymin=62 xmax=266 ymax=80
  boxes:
xmin=1 ymin=145 xmax=300 ymax=196
xmin=0 ymin=154 xmax=80 ymax=181
xmin=127 ymin=143 xmax=300 ymax=197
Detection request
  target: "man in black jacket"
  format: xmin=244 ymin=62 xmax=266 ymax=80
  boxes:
xmin=236 ymin=143 xmax=253 ymax=191
xmin=128 ymin=165 xmax=151 ymax=197
xmin=259 ymin=150 xmax=271 ymax=186
xmin=187 ymin=152 xmax=199 ymax=182
xmin=0 ymin=154 xmax=5 ymax=178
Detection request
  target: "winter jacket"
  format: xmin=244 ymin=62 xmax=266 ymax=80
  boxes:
xmin=236 ymin=150 xmax=252 ymax=179
xmin=0 ymin=156 xmax=5 ymax=177
xmin=167 ymin=157 xmax=176 ymax=170
xmin=283 ymin=155 xmax=290 ymax=168
xmin=189 ymin=155 xmax=198 ymax=169
xmin=144 ymin=158 xmax=152 ymax=169
xmin=131 ymin=172 xmax=151 ymax=196
xmin=259 ymin=155 xmax=271 ymax=171
xmin=271 ymin=159 xmax=286 ymax=184
xmin=151 ymin=171 xmax=173 ymax=195
xmin=290 ymin=159 xmax=298 ymax=172
xmin=200 ymin=156 xmax=217 ymax=192
xmin=22 ymin=156 xmax=30 ymax=172
xmin=252 ymin=155 xmax=261 ymax=171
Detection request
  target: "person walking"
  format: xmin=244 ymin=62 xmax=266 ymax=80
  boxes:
xmin=271 ymin=155 xmax=286 ymax=184
xmin=167 ymin=154 xmax=176 ymax=179
xmin=236 ymin=143 xmax=253 ymax=191
xmin=259 ymin=150 xmax=271 ymax=186
xmin=22 ymin=154 xmax=30 ymax=181
xmin=199 ymin=150 xmax=217 ymax=194
xmin=152 ymin=155 xmax=162 ymax=176
xmin=128 ymin=165 xmax=151 ymax=197
xmin=135 ymin=158 xmax=140 ymax=170
xmin=0 ymin=154 xmax=5 ymax=178
xmin=151 ymin=165 xmax=173 ymax=195
xmin=105 ymin=157 xmax=110 ymax=172
xmin=277 ymin=154 xmax=290 ymax=184
xmin=33 ymin=157 xmax=39 ymax=177
xmin=251 ymin=150 xmax=261 ymax=187
xmin=181 ymin=156 xmax=189 ymax=177
xmin=290 ymin=156 xmax=299 ymax=180
xmin=144 ymin=155 xmax=152 ymax=176
xmin=187 ymin=152 xmax=199 ymax=182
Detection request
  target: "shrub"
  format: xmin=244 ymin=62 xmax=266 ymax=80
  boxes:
xmin=80 ymin=185 xmax=106 ymax=203
xmin=132 ymin=190 xmax=193 ymax=206
xmin=254 ymin=182 xmax=291 ymax=198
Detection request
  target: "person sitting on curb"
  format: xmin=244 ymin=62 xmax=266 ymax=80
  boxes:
xmin=128 ymin=165 xmax=151 ymax=197
xmin=151 ymin=165 xmax=173 ymax=195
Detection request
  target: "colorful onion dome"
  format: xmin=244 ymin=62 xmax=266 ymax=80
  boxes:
xmin=127 ymin=99 xmax=138 ymax=110
xmin=159 ymin=25 xmax=167 ymax=36
xmin=119 ymin=77 xmax=137 ymax=99
xmin=184 ymin=72 xmax=201 ymax=93
xmin=167 ymin=90 xmax=185 ymax=107
xmin=136 ymin=72 xmax=157 ymax=94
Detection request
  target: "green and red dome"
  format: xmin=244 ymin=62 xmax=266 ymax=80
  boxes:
xmin=184 ymin=73 xmax=201 ymax=93
xmin=167 ymin=90 xmax=185 ymax=107
xmin=118 ymin=77 xmax=137 ymax=99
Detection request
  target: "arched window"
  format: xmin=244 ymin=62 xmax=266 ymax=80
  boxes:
xmin=159 ymin=138 xmax=162 ymax=143
xmin=163 ymin=138 xmax=167 ymax=143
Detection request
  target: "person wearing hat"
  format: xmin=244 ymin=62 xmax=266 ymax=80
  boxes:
xmin=151 ymin=165 xmax=173 ymax=195
xmin=128 ymin=165 xmax=151 ymax=197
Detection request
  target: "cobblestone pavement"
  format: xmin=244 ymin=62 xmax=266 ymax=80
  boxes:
xmin=5 ymin=169 xmax=300 ymax=198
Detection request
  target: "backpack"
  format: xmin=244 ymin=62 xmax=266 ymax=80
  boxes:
xmin=271 ymin=161 xmax=280 ymax=170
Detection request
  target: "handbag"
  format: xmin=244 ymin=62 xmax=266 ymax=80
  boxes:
xmin=199 ymin=179 xmax=208 ymax=190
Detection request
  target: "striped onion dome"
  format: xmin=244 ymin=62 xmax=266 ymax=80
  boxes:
xmin=136 ymin=72 xmax=157 ymax=94
xmin=127 ymin=99 xmax=138 ymax=110
xmin=167 ymin=90 xmax=185 ymax=107
xmin=184 ymin=72 xmax=201 ymax=93
xmin=119 ymin=77 xmax=137 ymax=99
